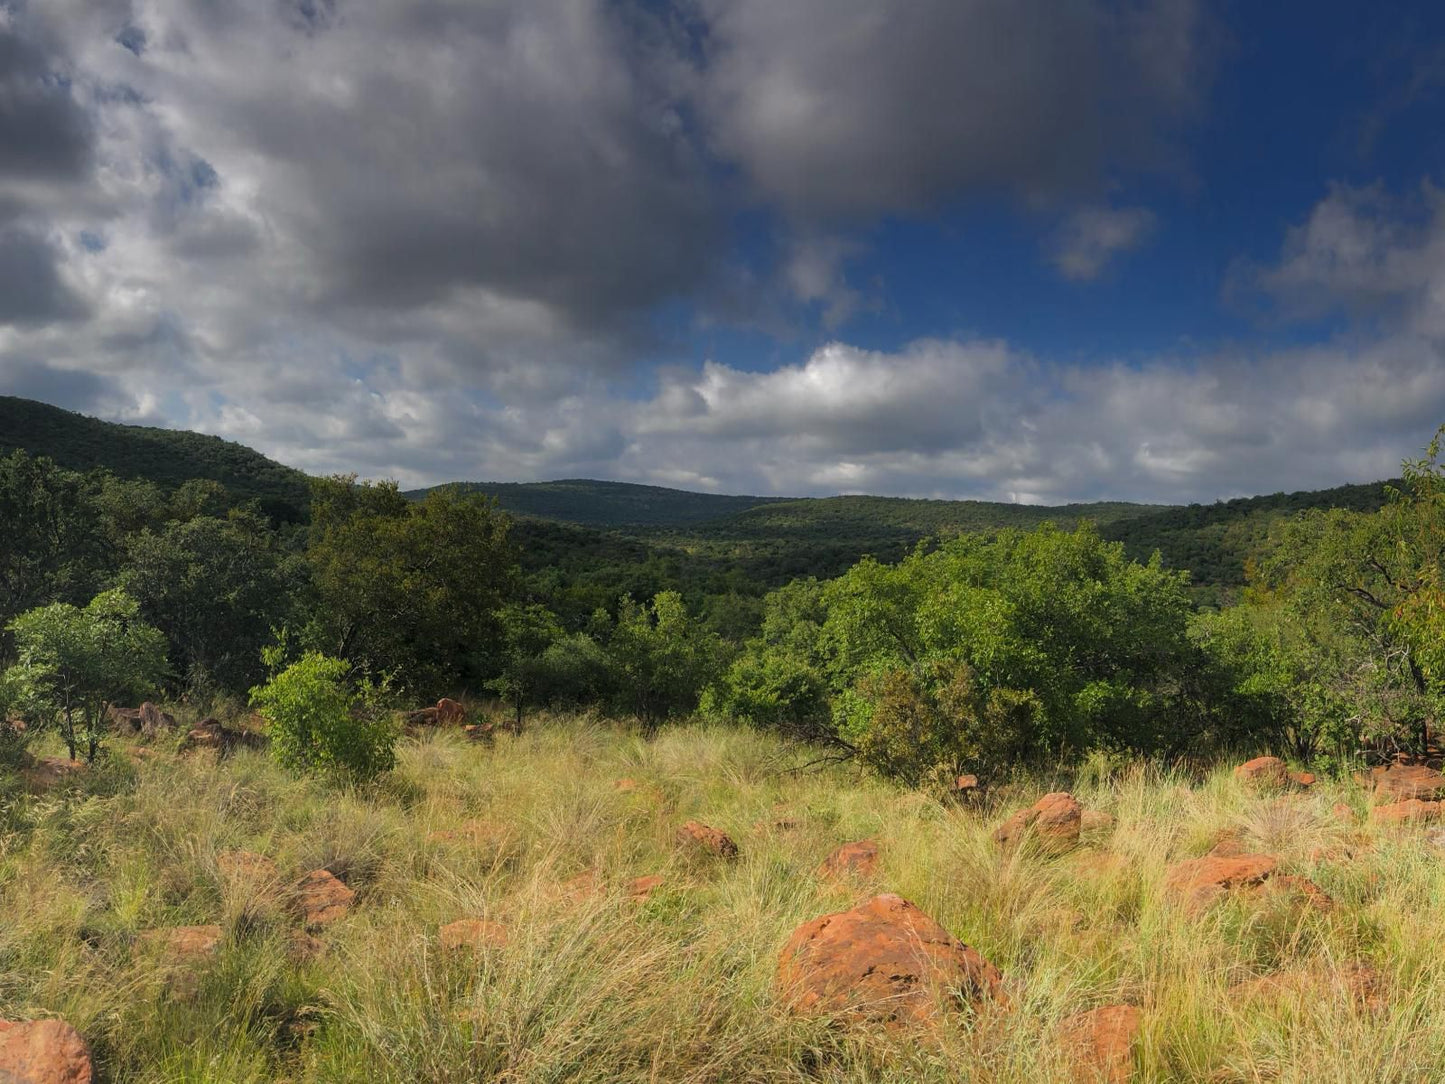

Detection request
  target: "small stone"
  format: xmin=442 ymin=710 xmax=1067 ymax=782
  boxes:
xmin=439 ymin=919 xmax=508 ymax=952
xmin=1234 ymin=756 xmax=1288 ymax=789
xmin=994 ymin=792 xmax=1082 ymax=850
xmin=1288 ymin=770 xmax=1316 ymax=788
xmin=1058 ymin=1004 xmax=1141 ymax=1084
xmin=820 ymin=839 xmax=880 ymax=880
xmin=292 ymin=869 xmax=354 ymax=929
xmin=627 ymin=874 xmax=665 ymax=900
xmin=676 ymin=820 xmax=739 ymax=858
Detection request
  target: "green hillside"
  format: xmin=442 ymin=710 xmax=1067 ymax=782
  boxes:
xmin=410 ymin=479 xmax=793 ymax=528
xmin=0 ymin=396 xmax=309 ymax=521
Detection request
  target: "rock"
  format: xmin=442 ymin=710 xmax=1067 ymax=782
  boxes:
xmin=1229 ymin=964 xmax=1385 ymax=1014
xmin=1163 ymin=853 xmax=1277 ymax=911
xmin=1371 ymin=763 xmax=1445 ymax=802
xmin=676 ymin=820 xmax=739 ymax=859
xmin=1080 ymin=810 xmax=1115 ymax=834
xmin=994 ymin=792 xmax=1082 ymax=850
xmin=462 ymin=723 xmax=494 ymax=743
xmin=1288 ymin=770 xmax=1316 ymax=789
xmin=439 ymin=918 xmax=508 ymax=952
xmin=217 ymin=850 xmax=279 ymax=883
xmin=1331 ymin=802 xmax=1356 ymax=825
xmin=292 ymin=869 xmax=355 ymax=929
xmin=22 ymin=756 xmax=86 ymax=791
xmin=0 ymin=1018 xmax=93 ymax=1084
xmin=1206 ymin=830 xmax=1247 ymax=858
xmin=1234 ymin=756 xmax=1288 ymax=789
xmin=820 ymin=839 xmax=879 ymax=880
xmin=777 ymin=893 xmax=1004 ymax=1026
xmin=403 ymin=706 xmax=439 ymax=728
xmin=1425 ymin=828 xmax=1445 ymax=852
xmin=627 ymin=874 xmax=665 ymax=900
xmin=287 ymin=931 xmax=326 ymax=962
xmin=1058 ymin=1004 xmax=1141 ymax=1084
xmin=560 ymin=869 xmax=603 ymax=901
xmin=1370 ymin=798 xmax=1442 ymax=826
xmin=949 ymin=774 xmax=982 ymax=802
xmin=181 ymin=718 xmax=266 ymax=757
xmin=436 ymin=698 xmax=466 ymax=726
xmin=138 ymin=924 xmax=223 ymax=961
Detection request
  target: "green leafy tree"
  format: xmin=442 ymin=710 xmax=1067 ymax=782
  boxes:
xmin=487 ymin=603 xmax=564 ymax=730
xmin=121 ymin=511 xmax=301 ymax=694
xmin=606 ymin=591 xmax=726 ymax=728
xmin=250 ymin=649 xmax=397 ymax=780
xmin=305 ymin=477 xmax=516 ymax=691
xmin=819 ymin=523 xmax=1202 ymax=780
xmin=4 ymin=589 xmax=167 ymax=762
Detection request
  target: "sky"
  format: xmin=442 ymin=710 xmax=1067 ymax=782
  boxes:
xmin=4 ymin=1 xmax=1445 ymax=503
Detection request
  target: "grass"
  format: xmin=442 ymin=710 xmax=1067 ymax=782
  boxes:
xmin=3 ymin=714 xmax=1445 ymax=1082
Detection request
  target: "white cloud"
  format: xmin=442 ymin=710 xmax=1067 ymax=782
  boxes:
xmin=1048 ymin=205 xmax=1157 ymax=280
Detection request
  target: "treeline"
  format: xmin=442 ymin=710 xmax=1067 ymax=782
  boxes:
xmin=2 ymin=433 xmax=1442 ymax=785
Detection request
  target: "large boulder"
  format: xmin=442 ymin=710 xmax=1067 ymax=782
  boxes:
xmin=1058 ymin=1004 xmax=1141 ymax=1084
xmin=180 ymin=718 xmax=266 ymax=757
xmin=777 ymin=893 xmax=1004 ymax=1026
xmin=292 ymin=869 xmax=355 ymax=929
xmin=1371 ymin=798 xmax=1442 ymax=826
xmin=1371 ymin=763 xmax=1445 ymax=802
xmin=1163 ymin=853 xmax=1277 ymax=911
xmin=820 ymin=840 xmax=879 ymax=880
xmin=0 ymin=1018 xmax=93 ymax=1084
xmin=994 ymin=792 xmax=1082 ymax=851
xmin=676 ymin=821 xmax=739 ymax=859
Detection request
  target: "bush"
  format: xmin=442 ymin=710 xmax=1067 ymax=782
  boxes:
xmin=249 ymin=651 xmax=396 ymax=781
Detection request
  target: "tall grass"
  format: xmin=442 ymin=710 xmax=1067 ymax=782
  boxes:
xmin=2 ymin=715 xmax=1444 ymax=1082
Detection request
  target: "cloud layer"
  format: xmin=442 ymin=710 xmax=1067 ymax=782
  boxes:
xmin=0 ymin=1 xmax=1439 ymax=504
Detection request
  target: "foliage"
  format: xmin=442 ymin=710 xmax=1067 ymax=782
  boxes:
xmin=487 ymin=603 xmax=565 ymax=729
xmin=818 ymin=524 xmax=1203 ymax=781
xmin=249 ymin=649 xmax=396 ymax=780
xmin=121 ymin=511 xmax=302 ymax=694
xmin=604 ymin=591 xmax=727 ymax=727
xmin=0 ymin=394 xmax=309 ymax=523
xmin=305 ymin=477 xmax=516 ymax=693
xmin=3 ymin=588 xmax=167 ymax=761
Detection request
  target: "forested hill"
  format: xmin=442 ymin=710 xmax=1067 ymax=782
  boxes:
xmin=409 ymin=479 xmax=793 ymax=527
xmin=0 ymin=396 xmax=310 ymax=521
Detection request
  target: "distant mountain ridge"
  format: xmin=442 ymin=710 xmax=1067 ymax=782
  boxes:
xmin=0 ymin=395 xmax=310 ymax=520
xmin=413 ymin=478 xmax=795 ymax=527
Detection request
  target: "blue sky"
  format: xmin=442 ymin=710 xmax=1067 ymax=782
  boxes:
xmin=3 ymin=0 xmax=1445 ymax=503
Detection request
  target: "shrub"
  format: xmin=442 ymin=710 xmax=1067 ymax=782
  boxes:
xmin=250 ymin=651 xmax=396 ymax=781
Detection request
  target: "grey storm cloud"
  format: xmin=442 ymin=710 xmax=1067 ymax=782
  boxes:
xmin=0 ymin=11 xmax=93 ymax=184
xmin=0 ymin=227 xmax=89 ymax=325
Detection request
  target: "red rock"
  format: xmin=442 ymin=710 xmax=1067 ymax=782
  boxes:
xmin=950 ymin=774 xmax=982 ymax=802
xmin=1331 ymin=802 xmax=1355 ymax=825
xmin=1262 ymin=874 xmax=1334 ymax=912
xmin=0 ymin=1019 xmax=93 ymax=1084
xmin=1164 ymin=853 xmax=1277 ymax=910
xmin=462 ymin=722 xmax=494 ymax=743
xmin=994 ymin=792 xmax=1082 ymax=850
xmin=1371 ymin=798 xmax=1442 ymax=826
xmin=1234 ymin=756 xmax=1288 ymax=789
xmin=138 ymin=924 xmax=223 ymax=961
xmin=1288 ymin=770 xmax=1316 ymax=788
xmin=1058 ymin=1004 xmax=1141 ymax=1084
xmin=820 ymin=839 xmax=879 ymax=880
xmin=292 ymin=869 xmax=354 ymax=929
xmin=1371 ymin=763 xmax=1445 ymax=801
xmin=777 ymin=894 xmax=1003 ymax=1026
xmin=627 ymin=874 xmax=665 ymax=900
xmin=439 ymin=919 xmax=508 ymax=951
xmin=676 ymin=820 xmax=739 ymax=858
xmin=436 ymin=698 xmax=466 ymax=726
xmin=560 ymin=869 xmax=603 ymax=901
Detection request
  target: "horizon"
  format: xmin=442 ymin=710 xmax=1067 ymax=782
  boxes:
xmin=2 ymin=3 xmax=1444 ymax=503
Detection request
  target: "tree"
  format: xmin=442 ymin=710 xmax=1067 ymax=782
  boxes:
xmin=4 ymin=589 xmax=167 ymax=762
xmin=487 ymin=603 xmax=564 ymax=730
xmin=250 ymin=649 xmax=397 ymax=781
xmin=606 ymin=591 xmax=726 ymax=728
xmin=121 ymin=511 xmax=300 ymax=694
xmin=819 ymin=524 xmax=1202 ymax=780
xmin=305 ymin=477 xmax=517 ymax=691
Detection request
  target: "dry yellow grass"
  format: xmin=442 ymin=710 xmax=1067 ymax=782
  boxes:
xmin=2 ymin=715 xmax=1444 ymax=1082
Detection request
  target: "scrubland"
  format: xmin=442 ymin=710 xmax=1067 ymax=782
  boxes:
xmin=4 ymin=713 xmax=1445 ymax=1084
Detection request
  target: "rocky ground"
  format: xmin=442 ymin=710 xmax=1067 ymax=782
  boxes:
xmin=3 ymin=718 xmax=1445 ymax=1082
